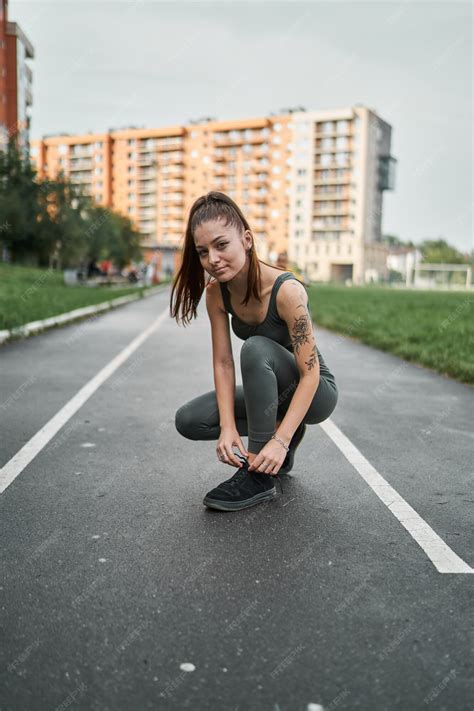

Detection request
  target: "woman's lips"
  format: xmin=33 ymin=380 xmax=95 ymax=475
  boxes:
xmin=214 ymin=267 xmax=227 ymax=274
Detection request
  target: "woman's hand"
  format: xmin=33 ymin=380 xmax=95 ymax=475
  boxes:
xmin=217 ymin=426 xmax=249 ymax=467
xmin=248 ymin=438 xmax=288 ymax=476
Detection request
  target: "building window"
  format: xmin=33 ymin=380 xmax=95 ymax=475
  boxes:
xmin=337 ymin=120 xmax=349 ymax=133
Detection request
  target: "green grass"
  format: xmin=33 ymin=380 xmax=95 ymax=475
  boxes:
xmin=3 ymin=266 xmax=473 ymax=384
xmin=0 ymin=263 xmax=168 ymax=332
xmin=308 ymin=283 xmax=474 ymax=385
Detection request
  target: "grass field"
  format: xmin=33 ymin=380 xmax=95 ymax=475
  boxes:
xmin=2 ymin=265 xmax=473 ymax=384
xmin=0 ymin=263 xmax=168 ymax=332
xmin=308 ymin=283 xmax=473 ymax=385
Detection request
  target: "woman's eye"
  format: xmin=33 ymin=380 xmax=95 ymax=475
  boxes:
xmin=218 ymin=243 xmax=227 ymax=249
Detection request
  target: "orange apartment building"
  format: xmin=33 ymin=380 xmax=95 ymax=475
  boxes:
xmin=31 ymin=104 xmax=396 ymax=284
xmin=0 ymin=0 xmax=34 ymax=151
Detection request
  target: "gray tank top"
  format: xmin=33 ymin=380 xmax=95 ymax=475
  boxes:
xmin=219 ymin=271 xmax=336 ymax=383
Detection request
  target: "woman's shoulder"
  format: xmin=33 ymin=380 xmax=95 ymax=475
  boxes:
xmin=205 ymin=277 xmax=228 ymax=314
xmin=275 ymin=272 xmax=308 ymax=311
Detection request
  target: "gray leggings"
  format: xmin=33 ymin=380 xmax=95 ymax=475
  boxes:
xmin=175 ymin=335 xmax=338 ymax=454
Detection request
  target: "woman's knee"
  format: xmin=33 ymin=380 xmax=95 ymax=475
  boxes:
xmin=304 ymin=382 xmax=338 ymax=425
xmin=175 ymin=404 xmax=198 ymax=439
xmin=240 ymin=335 xmax=272 ymax=370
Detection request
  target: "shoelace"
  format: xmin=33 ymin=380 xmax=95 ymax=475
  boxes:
xmin=234 ymin=453 xmax=284 ymax=495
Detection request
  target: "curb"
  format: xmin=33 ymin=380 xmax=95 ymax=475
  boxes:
xmin=0 ymin=283 xmax=170 ymax=345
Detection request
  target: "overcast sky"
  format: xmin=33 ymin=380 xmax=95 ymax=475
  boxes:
xmin=11 ymin=0 xmax=473 ymax=252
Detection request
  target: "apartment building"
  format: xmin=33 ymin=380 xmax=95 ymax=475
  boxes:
xmin=31 ymin=104 xmax=396 ymax=284
xmin=0 ymin=0 xmax=34 ymax=151
xmin=288 ymin=105 xmax=396 ymax=284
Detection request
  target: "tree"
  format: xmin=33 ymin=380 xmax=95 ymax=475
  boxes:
xmin=419 ymin=238 xmax=468 ymax=265
xmin=0 ymin=137 xmax=39 ymax=262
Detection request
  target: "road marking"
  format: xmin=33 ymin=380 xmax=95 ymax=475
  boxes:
xmin=319 ymin=419 xmax=474 ymax=575
xmin=0 ymin=309 xmax=169 ymax=495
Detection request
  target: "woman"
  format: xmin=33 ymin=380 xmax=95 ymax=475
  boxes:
xmin=170 ymin=192 xmax=338 ymax=512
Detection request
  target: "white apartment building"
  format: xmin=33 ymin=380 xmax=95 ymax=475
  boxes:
xmin=287 ymin=105 xmax=396 ymax=284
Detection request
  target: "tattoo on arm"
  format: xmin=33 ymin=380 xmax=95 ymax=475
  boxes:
xmin=291 ymin=304 xmax=311 ymax=354
xmin=288 ymin=284 xmax=317 ymax=369
xmin=305 ymin=344 xmax=317 ymax=370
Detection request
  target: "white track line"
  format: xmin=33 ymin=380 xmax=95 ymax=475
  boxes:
xmin=0 ymin=309 xmax=169 ymax=495
xmin=319 ymin=419 xmax=474 ymax=574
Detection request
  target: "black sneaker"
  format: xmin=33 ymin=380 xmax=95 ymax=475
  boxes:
xmin=203 ymin=455 xmax=283 ymax=511
xmin=278 ymin=423 xmax=307 ymax=476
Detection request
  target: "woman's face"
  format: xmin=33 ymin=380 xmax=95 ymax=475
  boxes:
xmin=194 ymin=218 xmax=250 ymax=280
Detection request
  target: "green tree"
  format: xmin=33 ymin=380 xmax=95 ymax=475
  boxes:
xmin=0 ymin=137 xmax=39 ymax=261
xmin=419 ymin=238 xmax=467 ymax=264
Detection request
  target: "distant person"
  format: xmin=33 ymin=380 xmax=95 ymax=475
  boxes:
xmin=87 ymin=259 xmax=102 ymax=278
xmin=170 ymin=191 xmax=338 ymax=512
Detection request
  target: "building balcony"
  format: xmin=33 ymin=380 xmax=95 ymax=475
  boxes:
xmin=69 ymin=159 xmax=93 ymax=171
xmin=69 ymin=175 xmax=92 ymax=185
xmin=214 ymin=135 xmax=238 ymax=147
xmin=160 ymin=152 xmax=184 ymax=164
xmin=314 ymin=144 xmax=353 ymax=153
xmin=158 ymin=139 xmax=183 ymax=151
xmin=70 ymin=149 xmax=93 ymax=159
xmin=138 ymin=156 xmax=156 ymax=167
xmin=138 ymin=182 xmax=157 ymax=193
xmin=139 ymin=198 xmax=156 ymax=207
xmin=311 ymin=223 xmax=349 ymax=231
xmin=164 ymin=164 xmax=183 ymax=174
xmin=314 ymin=159 xmax=353 ymax=169
xmin=138 ymin=142 xmax=157 ymax=152
xmin=314 ymin=177 xmax=350 ymax=186
xmin=313 ymin=192 xmax=349 ymax=201
xmin=314 ymin=128 xmax=354 ymax=138
xmin=313 ymin=208 xmax=348 ymax=217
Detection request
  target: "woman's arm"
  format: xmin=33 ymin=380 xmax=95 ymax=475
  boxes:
xmin=214 ymin=359 xmax=237 ymax=429
xmin=205 ymin=282 xmax=237 ymax=430
xmin=274 ymin=279 xmax=320 ymax=445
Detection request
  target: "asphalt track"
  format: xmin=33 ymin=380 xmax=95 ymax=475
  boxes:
xmin=1 ymin=287 xmax=472 ymax=710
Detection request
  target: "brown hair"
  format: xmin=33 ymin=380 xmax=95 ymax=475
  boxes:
xmin=169 ymin=191 xmax=287 ymax=326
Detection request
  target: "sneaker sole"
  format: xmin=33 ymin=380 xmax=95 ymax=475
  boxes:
xmin=203 ymin=488 xmax=277 ymax=511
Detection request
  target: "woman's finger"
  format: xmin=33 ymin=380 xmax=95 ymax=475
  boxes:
xmin=238 ymin=440 xmax=249 ymax=457
xmin=225 ymin=447 xmax=241 ymax=466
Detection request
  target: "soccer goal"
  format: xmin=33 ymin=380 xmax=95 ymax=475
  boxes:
xmin=407 ymin=262 xmax=472 ymax=289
